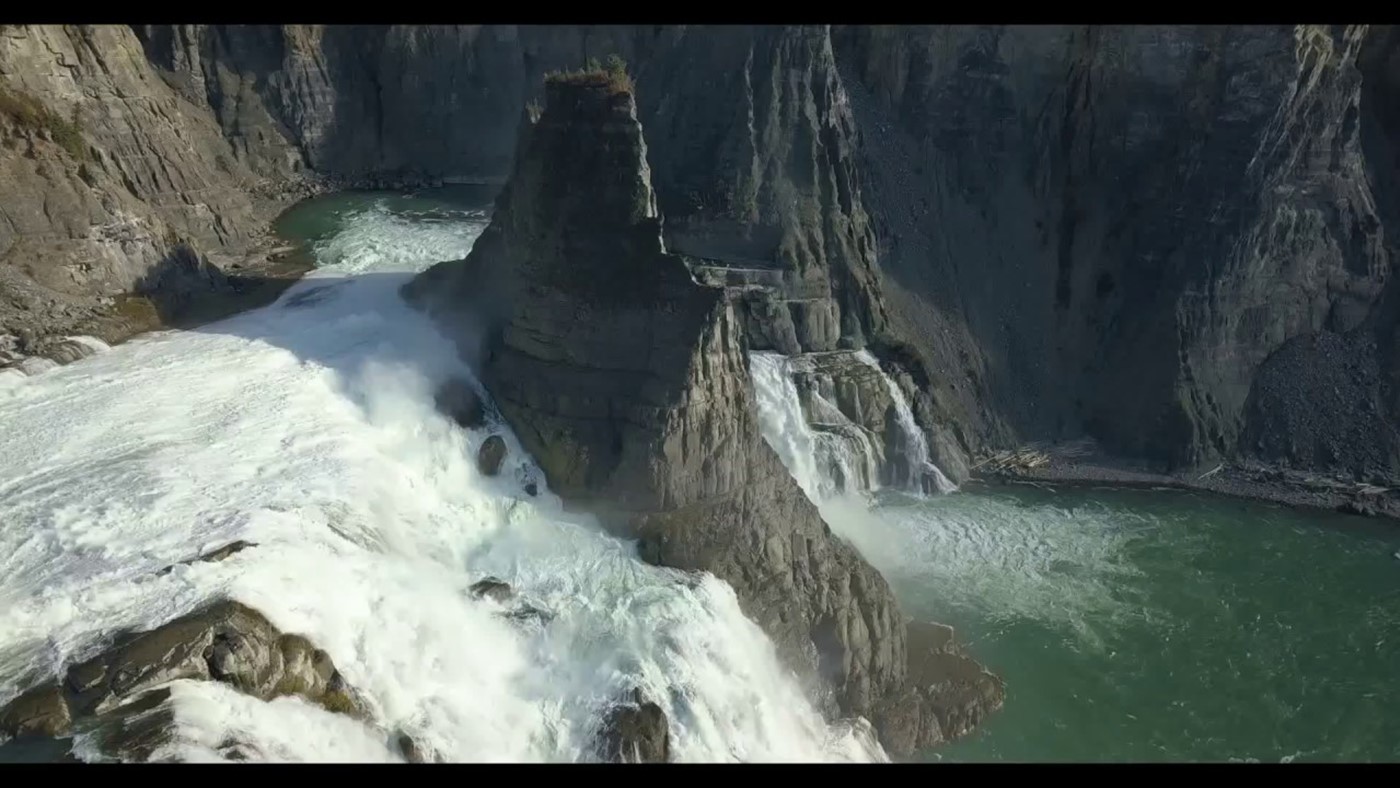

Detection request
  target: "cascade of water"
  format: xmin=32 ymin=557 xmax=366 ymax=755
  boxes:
xmin=749 ymin=350 xmax=956 ymax=502
xmin=0 ymin=199 xmax=886 ymax=764
xmin=854 ymin=351 xmax=957 ymax=494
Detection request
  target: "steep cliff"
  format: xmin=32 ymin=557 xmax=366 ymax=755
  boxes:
xmin=405 ymin=74 xmax=1003 ymax=754
xmin=833 ymin=24 xmax=1399 ymax=482
xmin=0 ymin=25 xmax=281 ymax=359
xmin=5 ymin=24 xmax=1397 ymax=487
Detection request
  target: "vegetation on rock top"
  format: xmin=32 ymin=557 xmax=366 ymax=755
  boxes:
xmin=0 ymin=81 xmax=89 ymax=161
xmin=544 ymin=54 xmax=633 ymax=95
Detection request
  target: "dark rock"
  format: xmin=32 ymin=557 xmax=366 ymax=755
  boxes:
xmin=872 ymin=622 xmax=1006 ymax=753
xmin=599 ymin=689 xmax=670 ymax=763
xmin=434 ymin=377 xmax=486 ymax=429
xmin=523 ymin=482 xmax=539 ymax=497
xmin=0 ymin=681 xmax=71 ymax=739
xmin=476 ymin=435 xmax=507 ymax=476
xmin=156 ymin=540 xmax=258 ymax=576
xmin=76 ymin=687 xmax=178 ymax=762
xmin=1338 ymin=499 xmax=1379 ymax=517
xmin=54 ymin=600 xmax=362 ymax=722
xmin=0 ymin=734 xmax=80 ymax=763
xmin=468 ymin=576 xmax=513 ymax=603
xmin=396 ymin=732 xmax=426 ymax=763
xmin=503 ymin=605 xmax=553 ymax=625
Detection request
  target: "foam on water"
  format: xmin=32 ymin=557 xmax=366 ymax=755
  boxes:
xmin=0 ymin=199 xmax=884 ymax=763
xmin=748 ymin=351 xmax=1145 ymax=646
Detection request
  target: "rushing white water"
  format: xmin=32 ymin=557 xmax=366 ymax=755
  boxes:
xmin=0 ymin=199 xmax=885 ymax=763
xmin=853 ymin=351 xmax=957 ymax=495
xmin=748 ymin=350 xmax=955 ymax=506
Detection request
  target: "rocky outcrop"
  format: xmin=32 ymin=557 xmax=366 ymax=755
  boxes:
xmin=405 ymin=72 xmax=1002 ymax=754
xmin=476 ymin=434 xmax=507 ymax=476
xmin=599 ymin=689 xmax=670 ymax=763
xmin=0 ymin=599 xmax=364 ymax=760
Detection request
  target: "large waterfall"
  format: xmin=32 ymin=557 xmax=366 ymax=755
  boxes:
xmin=749 ymin=350 xmax=955 ymax=505
xmin=0 ymin=196 xmax=887 ymax=764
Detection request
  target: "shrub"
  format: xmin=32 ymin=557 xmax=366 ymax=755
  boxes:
xmin=0 ymin=82 xmax=89 ymax=161
xmin=543 ymin=53 xmax=633 ymax=95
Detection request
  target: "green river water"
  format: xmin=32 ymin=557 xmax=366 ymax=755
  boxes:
xmin=847 ymin=486 xmax=1400 ymax=763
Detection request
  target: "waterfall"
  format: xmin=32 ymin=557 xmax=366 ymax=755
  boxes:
xmin=749 ymin=350 xmax=956 ymax=503
xmin=749 ymin=351 xmax=858 ymax=502
xmin=854 ymin=351 xmax=958 ymax=494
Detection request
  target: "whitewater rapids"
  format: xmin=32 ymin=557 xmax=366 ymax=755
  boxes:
xmin=0 ymin=200 xmax=885 ymax=763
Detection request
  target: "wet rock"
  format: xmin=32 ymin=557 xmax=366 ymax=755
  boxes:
xmin=1337 ymin=499 xmax=1379 ymax=518
xmin=873 ymin=621 xmax=1006 ymax=752
xmin=0 ymin=681 xmax=71 ymax=739
xmin=503 ymin=605 xmax=553 ymax=625
xmin=396 ymin=732 xmax=426 ymax=763
xmin=155 ymin=540 xmax=258 ymax=576
xmin=468 ymin=576 xmax=513 ymax=603
xmin=58 ymin=600 xmax=363 ymax=721
xmin=77 ymin=687 xmax=178 ymax=762
xmin=523 ymin=482 xmax=539 ymax=497
xmin=599 ymin=689 xmax=670 ymax=763
xmin=434 ymin=378 xmax=485 ymax=429
xmin=476 ymin=435 xmax=507 ymax=476
xmin=1 ymin=601 xmax=370 ymax=762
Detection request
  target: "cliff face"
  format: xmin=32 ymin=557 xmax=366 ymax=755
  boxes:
xmin=405 ymin=76 xmax=1003 ymax=754
xmin=833 ymin=24 xmax=1400 ymax=480
xmin=0 ymin=25 xmax=273 ymax=355
xmin=10 ymin=23 xmax=1391 ymax=484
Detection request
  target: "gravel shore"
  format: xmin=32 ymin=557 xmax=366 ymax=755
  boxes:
xmin=972 ymin=441 xmax=1400 ymax=523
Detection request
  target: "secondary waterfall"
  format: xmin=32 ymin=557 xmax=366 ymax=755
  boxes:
xmin=748 ymin=350 xmax=955 ymax=504
xmin=853 ymin=351 xmax=957 ymax=495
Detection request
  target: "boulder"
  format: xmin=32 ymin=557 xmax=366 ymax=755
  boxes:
xmin=468 ymin=577 xmax=512 ymax=603
xmin=599 ymin=689 xmax=670 ymax=763
xmin=156 ymin=539 xmax=258 ymax=576
xmin=434 ymin=378 xmax=486 ymax=429
xmin=0 ymin=598 xmax=366 ymax=760
xmin=0 ymin=682 xmax=70 ymax=739
xmin=476 ymin=435 xmax=507 ymax=476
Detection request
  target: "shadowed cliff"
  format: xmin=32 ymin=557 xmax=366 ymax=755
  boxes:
xmin=6 ymin=24 xmax=1396 ymax=491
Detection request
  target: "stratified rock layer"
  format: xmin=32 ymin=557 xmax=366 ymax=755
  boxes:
xmin=406 ymin=75 xmax=1002 ymax=754
xmin=0 ymin=600 xmax=364 ymax=761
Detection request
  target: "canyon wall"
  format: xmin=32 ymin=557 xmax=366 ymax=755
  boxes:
xmin=3 ymin=23 xmax=1397 ymax=484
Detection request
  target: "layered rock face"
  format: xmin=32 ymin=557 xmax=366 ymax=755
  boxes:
xmin=405 ymin=76 xmax=1002 ymax=754
xmin=833 ymin=24 xmax=1400 ymax=481
xmin=0 ymin=25 xmax=271 ymax=357
xmin=0 ymin=600 xmax=364 ymax=761
xmin=5 ymin=23 xmax=1398 ymax=486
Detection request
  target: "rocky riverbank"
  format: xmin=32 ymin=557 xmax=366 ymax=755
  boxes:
xmin=973 ymin=441 xmax=1400 ymax=522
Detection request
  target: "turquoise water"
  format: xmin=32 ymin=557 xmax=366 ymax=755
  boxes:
xmin=272 ymin=185 xmax=498 ymax=249
xmin=851 ymin=485 xmax=1400 ymax=762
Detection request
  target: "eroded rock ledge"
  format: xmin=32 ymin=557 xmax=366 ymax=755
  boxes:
xmin=0 ymin=600 xmax=364 ymax=761
xmin=405 ymin=74 xmax=1003 ymax=755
